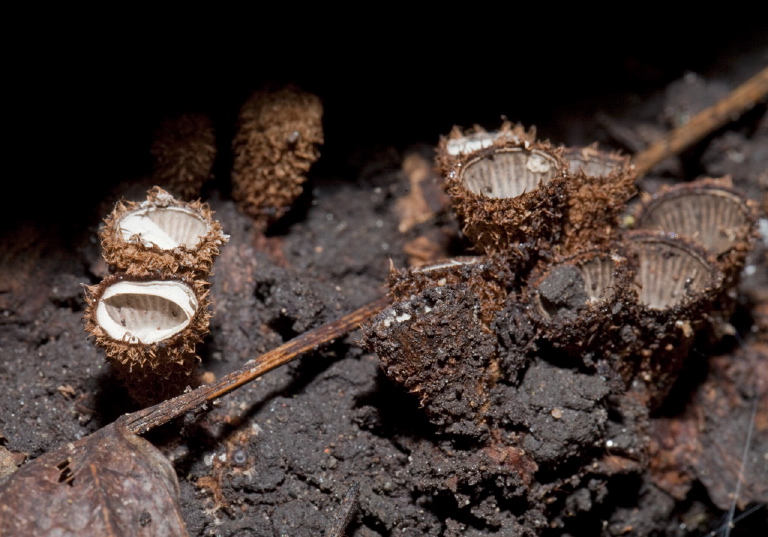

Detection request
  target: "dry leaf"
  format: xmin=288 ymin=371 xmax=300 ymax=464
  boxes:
xmin=0 ymin=418 xmax=188 ymax=537
xmin=395 ymin=153 xmax=450 ymax=233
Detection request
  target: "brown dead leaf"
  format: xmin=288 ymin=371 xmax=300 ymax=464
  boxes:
xmin=394 ymin=153 xmax=450 ymax=233
xmin=0 ymin=418 xmax=188 ymax=537
xmin=650 ymin=344 xmax=768 ymax=510
xmin=0 ymin=445 xmax=26 ymax=479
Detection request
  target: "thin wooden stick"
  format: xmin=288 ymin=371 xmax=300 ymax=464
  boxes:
xmin=324 ymin=482 xmax=361 ymax=537
xmin=633 ymin=66 xmax=768 ymax=177
xmin=123 ymin=296 xmax=390 ymax=435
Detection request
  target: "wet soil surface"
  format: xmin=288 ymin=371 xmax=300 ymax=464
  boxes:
xmin=2 ymin=30 xmax=768 ymax=537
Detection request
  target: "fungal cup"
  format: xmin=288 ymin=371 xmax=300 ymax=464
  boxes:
xmin=101 ymin=187 xmax=228 ymax=278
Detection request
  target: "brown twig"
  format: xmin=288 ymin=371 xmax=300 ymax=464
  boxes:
xmin=123 ymin=296 xmax=390 ymax=435
xmin=324 ymin=482 xmax=361 ymax=537
xmin=633 ymin=66 xmax=768 ymax=177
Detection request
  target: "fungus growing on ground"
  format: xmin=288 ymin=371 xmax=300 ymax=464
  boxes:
xmin=560 ymin=145 xmax=637 ymax=252
xmin=527 ymin=250 xmax=634 ymax=362
xmin=90 ymin=187 xmax=227 ymax=403
xmin=634 ymin=177 xmax=758 ymax=284
xmin=364 ymin=284 xmax=499 ymax=438
xmin=84 ymin=273 xmax=211 ymax=403
xmin=441 ymin=124 xmax=569 ymax=256
xmin=375 ymin=123 xmax=757 ymax=435
xmin=231 ymin=85 xmax=324 ymax=227
xmin=150 ymin=113 xmax=217 ymax=200
xmin=622 ymin=231 xmax=725 ymax=406
xmin=100 ymin=186 xmax=228 ymax=279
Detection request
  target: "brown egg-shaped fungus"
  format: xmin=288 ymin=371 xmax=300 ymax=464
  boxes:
xmin=231 ymin=85 xmax=324 ymax=227
xmin=150 ymin=112 xmax=216 ymax=200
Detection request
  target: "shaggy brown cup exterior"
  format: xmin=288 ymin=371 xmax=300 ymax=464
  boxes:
xmin=231 ymin=86 xmax=324 ymax=227
xmin=100 ymin=187 xmax=228 ymax=279
xmin=560 ymin=145 xmax=636 ymax=253
xmin=150 ymin=113 xmax=216 ymax=200
xmin=387 ymin=255 xmax=519 ymax=327
xmin=442 ymin=127 xmax=568 ymax=256
xmin=364 ymin=284 xmax=498 ymax=438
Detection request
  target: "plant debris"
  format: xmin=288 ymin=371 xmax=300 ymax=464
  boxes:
xmin=1 ymin=43 xmax=767 ymax=537
xmin=0 ymin=419 xmax=187 ymax=537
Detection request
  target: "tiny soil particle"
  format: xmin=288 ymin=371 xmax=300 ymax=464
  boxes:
xmin=139 ymin=511 xmax=152 ymax=527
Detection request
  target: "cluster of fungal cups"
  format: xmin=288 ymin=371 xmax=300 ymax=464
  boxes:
xmin=84 ymin=187 xmax=228 ymax=404
xmin=365 ymin=123 xmax=758 ymax=441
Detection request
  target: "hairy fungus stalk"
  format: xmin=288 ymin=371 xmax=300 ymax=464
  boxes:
xmin=231 ymin=85 xmax=324 ymax=227
xmin=560 ymin=145 xmax=637 ymax=253
xmin=100 ymin=187 xmax=228 ymax=279
xmin=150 ymin=113 xmax=216 ymax=200
xmin=84 ymin=274 xmax=211 ymax=403
xmin=442 ymin=126 xmax=568 ymax=256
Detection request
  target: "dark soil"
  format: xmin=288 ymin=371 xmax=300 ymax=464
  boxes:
xmin=2 ymin=20 xmax=767 ymax=537
xmin=536 ymin=266 xmax=589 ymax=319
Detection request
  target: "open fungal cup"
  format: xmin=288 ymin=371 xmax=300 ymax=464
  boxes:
xmin=563 ymin=145 xmax=633 ymax=178
xmin=100 ymin=187 xmax=228 ymax=278
xmin=624 ymin=232 xmax=722 ymax=313
xmin=435 ymin=122 xmax=532 ymax=175
xmin=84 ymin=274 xmax=210 ymax=369
xmin=529 ymin=250 xmax=632 ymax=357
xmin=461 ymin=148 xmax=560 ymax=198
xmin=532 ymin=252 xmax=626 ymax=320
xmin=444 ymin=131 xmax=568 ymax=256
xmin=118 ymin=205 xmax=210 ymax=251
xmin=622 ymin=231 xmax=725 ymax=406
xmin=84 ymin=274 xmax=211 ymax=403
xmin=634 ymin=178 xmax=757 ymax=283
